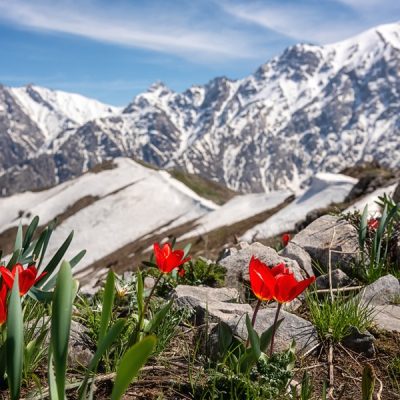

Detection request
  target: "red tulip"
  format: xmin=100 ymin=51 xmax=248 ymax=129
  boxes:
xmin=281 ymin=233 xmax=290 ymax=247
xmin=153 ymin=243 xmax=190 ymax=274
xmin=0 ymin=264 xmax=47 ymax=296
xmin=249 ymin=256 xmax=315 ymax=304
xmin=368 ymin=218 xmax=379 ymax=230
xmin=0 ymin=283 xmax=7 ymax=326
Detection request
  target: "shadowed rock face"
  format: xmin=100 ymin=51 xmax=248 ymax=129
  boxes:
xmin=1 ymin=24 xmax=400 ymax=196
xmin=0 ymin=86 xmax=44 ymax=175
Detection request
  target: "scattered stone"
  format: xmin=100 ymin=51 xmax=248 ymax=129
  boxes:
xmin=356 ymin=274 xmax=400 ymax=306
xmin=393 ymin=181 xmax=400 ymax=203
xmin=224 ymin=308 xmax=319 ymax=355
xmin=279 ymin=242 xmax=314 ymax=277
xmin=68 ymin=321 xmax=94 ymax=367
xmin=315 ymin=269 xmax=352 ymax=290
xmin=219 ymin=242 xmax=306 ymax=294
xmin=290 ymin=215 xmax=360 ymax=274
xmin=342 ymin=326 xmax=375 ymax=357
xmin=373 ymin=305 xmax=400 ymax=332
xmin=144 ymin=276 xmax=156 ymax=290
xmin=173 ymin=285 xmax=251 ymax=325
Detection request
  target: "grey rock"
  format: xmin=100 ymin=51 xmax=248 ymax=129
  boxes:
xmin=342 ymin=327 xmax=375 ymax=357
xmin=226 ymin=308 xmax=319 ymax=354
xmin=173 ymin=285 xmax=251 ymax=325
xmin=219 ymin=242 xmax=306 ymax=294
xmin=291 ymin=215 xmax=360 ymax=274
xmin=68 ymin=320 xmax=94 ymax=368
xmin=316 ymin=269 xmax=352 ymax=290
xmin=279 ymin=242 xmax=314 ymax=277
xmin=393 ymin=182 xmax=400 ymax=203
xmin=356 ymin=274 xmax=400 ymax=306
xmin=373 ymin=305 xmax=400 ymax=332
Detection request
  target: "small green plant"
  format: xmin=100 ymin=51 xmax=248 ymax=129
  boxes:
xmin=145 ymin=255 xmax=226 ymax=294
xmin=356 ymin=197 xmax=400 ymax=282
xmin=388 ymin=356 xmax=400 ymax=391
xmin=306 ymin=290 xmax=375 ymax=343
xmin=0 ymin=218 xmax=158 ymax=399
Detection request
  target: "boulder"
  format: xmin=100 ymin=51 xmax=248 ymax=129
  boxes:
xmin=341 ymin=327 xmax=375 ymax=357
xmin=355 ymin=275 xmax=400 ymax=332
xmin=221 ymin=308 xmax=319 ymax=355
xmin=219 ymin=242 xmax=306 ymax=294
xmin=68 ymin=321 xmax=94 ymax=368
xmin=279 ymin=242 xmax=314 ymax=277
xmin=316 ymin=269 xmax=352 ymax=290
xmin=173 ymin=285 xmax=251 ymax=325
xmin=373 ymin=305 xmax=400 ymax=332
xmin=393 ymin=182 xmax=400 ymax=203
xmin=356 ymin=274 xmax=400 ymax=306
xmin=290 ymin=215 xmax=360 ymax=274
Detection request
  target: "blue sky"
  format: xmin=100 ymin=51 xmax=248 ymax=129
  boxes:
xmin=0 ymin=0 xmax=399 ymax=105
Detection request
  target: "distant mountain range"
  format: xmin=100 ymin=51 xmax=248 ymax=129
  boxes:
xmin=1 ymin=22 xmax=399 ymax=196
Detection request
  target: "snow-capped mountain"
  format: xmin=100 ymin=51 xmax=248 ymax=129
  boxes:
xmin=1 ymin=22 xmax=400 ymax=196
xmin=10 ymin=85 xmax=120 ymax=143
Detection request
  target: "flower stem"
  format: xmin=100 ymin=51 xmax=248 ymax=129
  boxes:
xmin=246 ymin=299 xmax=262 ymax=347
xmin=269 ymin=303 xmax=282 ymax=357
xmin=251 ymin=299 xmax=262 ymax=327
xmin=143 ymin=273 xmax=163 ymax=316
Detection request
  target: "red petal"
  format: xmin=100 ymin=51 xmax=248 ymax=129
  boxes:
xmin=11 ymin=264 xmax=24 ymax=277
xmin=0 ymin=296 xmax=6 ymax=326
xmin=249 ymin=257 xmax=275 ymax=301
xmin=287 ymin=276 xmax=316 ymax=301
xmin=271 ymin=263 xmax=291 ymax=277
xmin=153 ymin=243 xmax=167 ymax=272
xmin=0 ymin=267 xmax=15 ymax=290
xmin=19 ymin=269 xmax=36 ymax=295
xmin=162 ymin=249 xmax=184 ymax=273
xmin=34 ymin=271 xmax=47 ymax=285
xmin=274 ymin=273 xmax=299 ymax=303
xmin=162 ymin=243 xmax=172 ymax=258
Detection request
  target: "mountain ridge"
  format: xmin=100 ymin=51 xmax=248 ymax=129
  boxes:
xmin=0 ymin=21 xmax=399 ymax=196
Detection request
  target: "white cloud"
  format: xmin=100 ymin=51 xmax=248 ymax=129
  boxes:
xmin=221 ymin=0 xmax=399 ymax=44
xmin=0 ymin=0 xmax=259 ymax=60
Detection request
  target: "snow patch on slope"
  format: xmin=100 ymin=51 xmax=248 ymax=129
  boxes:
xmin=180 ymin=190 xmax=292 ymax=240
xmin=241 ymin=173 xmax=357 ymax=240
xmin=345 ymin=183 xmax=397 ymax=216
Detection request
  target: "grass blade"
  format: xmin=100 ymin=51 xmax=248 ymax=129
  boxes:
xmin=144 ymin=299 xmax=173 ymax=334
xmin=14 ymin=222 xmax=23 ymax=252
xmin=51 ymin=260 xmax=74 ymax=399
xmin=23 ymin=216 xmax=39 ymax=252
xmin=111 ymin=335 xmax=156 ymax=400
xmin=99 ymin=270 xmax=116 ymax=344
xmin=39 ymin=231 xmax=74 ymax=288
xmin=78 ymin=319 xmax=126 ymax=399
xmin=6 ymin=274 xmax=24 ymax=400
xmin=260 ymin=318 xmax=284 ymax=353
xmin=245 ymin=313 xmax=260 ymax=359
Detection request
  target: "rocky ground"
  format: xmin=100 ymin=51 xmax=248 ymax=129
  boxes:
xmin=65 ymin=213 xmax=400 ymax=399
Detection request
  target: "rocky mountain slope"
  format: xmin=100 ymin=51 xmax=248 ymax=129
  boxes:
xmin=0 ymin=22 xmax=399 ymax=196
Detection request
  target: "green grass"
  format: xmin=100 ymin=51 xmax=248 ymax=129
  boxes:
xmin=388 ymin=356 xmax=400 ymax=391
xmin=169 ymin=169 xmax=237 ymax=205
xmin=306 ymin=291 xmax=375 ymax=343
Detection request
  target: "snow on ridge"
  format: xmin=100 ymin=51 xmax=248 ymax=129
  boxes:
xmin=38 ymin=161 xmax=213 ymax=272
xmin=345 ymin=183 xmax=397 ymax=216
xmin=241 ymin=173 xmax=357 ymax=241
xmin=180 ymin=190 xmax=292 ymax=241
xmin=157 ymin=170 xmax=219 ymax=211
